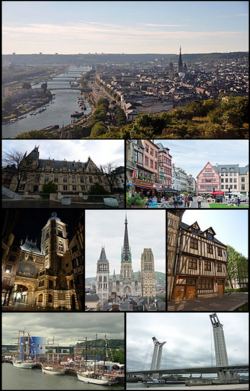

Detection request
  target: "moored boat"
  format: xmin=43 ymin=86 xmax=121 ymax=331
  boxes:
xmin=42 ymin=365 xmax=65 ymax=375
xmin=13 ymin=360 xmax=35 ymax=369
xmin=71 ymin=111 xmax=83 ymax=118
xmin=77 ymin=371 xmax=118 ymax=386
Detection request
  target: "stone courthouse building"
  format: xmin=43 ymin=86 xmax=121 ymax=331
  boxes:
xmin=7 ymin=146 xmax=109 ymax=196
xmin=167 ymin=211 xmax=228 ymax=301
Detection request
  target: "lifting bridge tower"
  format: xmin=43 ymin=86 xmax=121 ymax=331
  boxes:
xmin=150 ymin=337 xmax=166 ymax=378
xmin=209 ymin=313 xmax=237 ymax=383
xmin=209 ymin=313 xmax=228 ymax=366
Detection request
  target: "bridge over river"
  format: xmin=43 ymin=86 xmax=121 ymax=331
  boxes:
xmin=127 ymin=364 xmax=249 ymax=377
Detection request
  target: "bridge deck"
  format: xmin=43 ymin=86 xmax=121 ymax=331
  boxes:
xmin=127 ymin=365 xmax=249 ymax=375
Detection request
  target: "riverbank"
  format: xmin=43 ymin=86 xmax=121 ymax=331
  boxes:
xmin=128 ymin=385 xmax=249 ymax=390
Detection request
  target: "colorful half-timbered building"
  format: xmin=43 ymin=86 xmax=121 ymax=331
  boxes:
xmin=172 ymin=221 xmax=228 ymax=300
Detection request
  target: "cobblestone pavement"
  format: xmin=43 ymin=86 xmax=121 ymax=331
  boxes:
xmin=2 ymin=200 xmax=124 ymax=208
xmin=2 ymin=303 xmax=77 ymax=311
xmin=167 ymin=292 xmax=248 ymax=311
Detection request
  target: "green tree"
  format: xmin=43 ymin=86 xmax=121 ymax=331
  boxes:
xmin=41 ymin=82 xmax=47 ymax=92
xmin=2 ymin=97 xmax=13 ymax=113
xmin=22 ymin=82 xmax=31 ymax=89
xmin=42 ymin=181 xmax=57 ymax=193
xmin=226 ymin=245 xmax=248 ymax=288
xmin=90 ymin=121 xmax=107 ymax=137
xmin=88 ymin=182 xmax=109 ymax=195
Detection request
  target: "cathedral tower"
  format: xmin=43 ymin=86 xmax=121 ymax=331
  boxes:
xmin=96 ymin=247 xmax=110 ymax=300
xmin=41 ymin=212 xmax=68 ymax=274
xmin=178 ymin=46 xmax=183 ymax=73
xmin=141 ymin=248 xmax=156 ymax=297
xmin=120 ymin=216 xmax=134 ymax=294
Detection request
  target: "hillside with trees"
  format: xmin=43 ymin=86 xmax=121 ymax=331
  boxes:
xmin=97 ymin=96 xmax=249 ymax=139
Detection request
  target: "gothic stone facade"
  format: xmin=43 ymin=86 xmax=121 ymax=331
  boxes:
xmin=171 ymin=221 xmax=227 ymax=300
xmin=9 ymin=146 xmax=109 ymax=195
xmin=96 ymin=217 xmax=157 ymax=300
xmin=11 ymin=213 xmax=78 ymax=310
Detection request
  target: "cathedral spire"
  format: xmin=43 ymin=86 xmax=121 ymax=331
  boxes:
xmin=178 ymin=46 xmax=183 ymax=73
xmin=121 ymin=215 xmax=131 ymax=262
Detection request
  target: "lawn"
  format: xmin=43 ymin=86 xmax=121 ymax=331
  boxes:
xmin=209 ymin=204 xmax=249 ymax=209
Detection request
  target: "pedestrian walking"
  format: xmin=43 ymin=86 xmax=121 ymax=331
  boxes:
xmin=188 ymin=194 xmax=193 ymax=208
xmin=236 ymin=196 xmax=241 ymax=207
xmin=184 ymin=195 xmax=187 ymax=207
xmin=197 ymin=194 xmax=202 ymax=208
xmin=173 ymin=195 xmax=178 ymax=208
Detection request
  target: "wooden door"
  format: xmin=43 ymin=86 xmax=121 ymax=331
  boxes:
xmin=186 ymin=285 xmax=196 ymax=299
xmin=173 ymin=285 xmax=185 ymax=300
xmin=218 ymin=284 xmax=224 ymax=295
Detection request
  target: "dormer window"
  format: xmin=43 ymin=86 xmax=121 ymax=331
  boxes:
xmin=207 ymin=232 xmax=213 ymax=240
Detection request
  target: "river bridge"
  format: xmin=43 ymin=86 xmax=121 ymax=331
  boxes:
xmin=49 ymin=87 xmax=81 ymax=90
xmin=127 ymin=365 xmax=249 ymax=377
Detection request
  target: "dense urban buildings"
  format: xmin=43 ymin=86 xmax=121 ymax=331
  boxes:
xmin=126 ymin=140 xmax=197 ymax=197
xmin=197 ymin=162 xmax=249 ymax=196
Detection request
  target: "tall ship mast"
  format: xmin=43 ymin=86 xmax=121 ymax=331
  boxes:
xmin=12 ymin=330 xmax=35 ymax=369
xmin=77 ymin=335 xmax=119 ymax=386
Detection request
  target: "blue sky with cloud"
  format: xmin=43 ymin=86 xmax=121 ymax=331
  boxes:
xmin=2 ymin=140 xmax=124 ymax=167
xmin=156 ymin=140 xmax=249 ymax=177
xmin=2 ymin=1 xmax=248 ymax=53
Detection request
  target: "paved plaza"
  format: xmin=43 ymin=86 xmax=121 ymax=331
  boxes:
xmin=167 ymin=292 xmax=248 ymax=312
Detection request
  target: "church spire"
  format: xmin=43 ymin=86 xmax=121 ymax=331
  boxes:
xmin=178 ymin=46 xmax=183 ymax=73
xmin=121 ymin=215 xmax=131 ymax=262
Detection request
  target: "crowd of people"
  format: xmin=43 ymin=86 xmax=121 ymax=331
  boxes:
xmin=130 ymin=191 xmax=244 ymax=208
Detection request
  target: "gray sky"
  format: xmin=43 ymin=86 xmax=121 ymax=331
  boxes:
xmin=2 ymin=140 xmax=124 ymax=167
xmin=127 ymin=313 xmax=249 ymax=372
xmin=180 ymin=210 xmax=248 ymax=257
xmin=85 ymin=210 xmax=166 ymax=278
xmin=153 ymin=140 xmax=249 ymax=178
xmin=2 ymin=313 xmax=124 ymax=346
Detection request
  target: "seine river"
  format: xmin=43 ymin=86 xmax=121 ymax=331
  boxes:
xmin=2 ymin=363 xmax=124 ymax=390
xmin=126 ymin=383 xmax=184 ymax=388
xmin=2 ymin=66 xmax=91 ymax=139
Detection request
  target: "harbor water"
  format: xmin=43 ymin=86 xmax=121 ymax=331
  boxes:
xmin=126 ymin=383 xmax=185 ymax=388
xmin=2 ymin=66 xmax=91 ymax=139
xmin=2 ymin=364 xmax=124 ymax=390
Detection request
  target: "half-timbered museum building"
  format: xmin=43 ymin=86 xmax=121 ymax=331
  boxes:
xmin=168 ymin=212 xmax=228 ymax=301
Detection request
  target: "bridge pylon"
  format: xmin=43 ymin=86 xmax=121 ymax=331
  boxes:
xmin=150 ymin=337 xmax=166 ymax=379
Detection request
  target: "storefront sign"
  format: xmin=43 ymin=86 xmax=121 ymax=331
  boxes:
xmin=134 ymin=179 xmax=153 ymax=187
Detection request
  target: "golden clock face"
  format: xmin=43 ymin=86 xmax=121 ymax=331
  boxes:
xmin=24 ymin=265 xmax=31 ymax=272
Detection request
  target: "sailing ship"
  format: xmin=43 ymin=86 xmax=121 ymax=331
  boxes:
xmin=77 ymin=335 xmax=118 ymax=386
xmin=41 ymin=339 xmax=65 ymax=375
xmin=12 ymin=331 xmax=36 ymax=369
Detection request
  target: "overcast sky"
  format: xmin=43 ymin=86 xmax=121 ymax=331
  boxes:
xmin=179 ymin=210 xmax=248 ymax=258
xmin=2 ymin=1 xmax=248 ymax=53
xmin=127 ymin=313 xmax=249 ymax=372
xmin=2 ymin=140 xmax=124 ymax=167
xmin=85 ymin=210 xmax=166 ymax=278
xmin=154 ymin=140 xmax=249 ymax=178
xmin=2 ymin=313 xmax=124 ymax=346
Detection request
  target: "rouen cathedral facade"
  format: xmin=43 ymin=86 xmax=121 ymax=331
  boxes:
xmin=96 ymin=216 xmax=156 ymax=301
